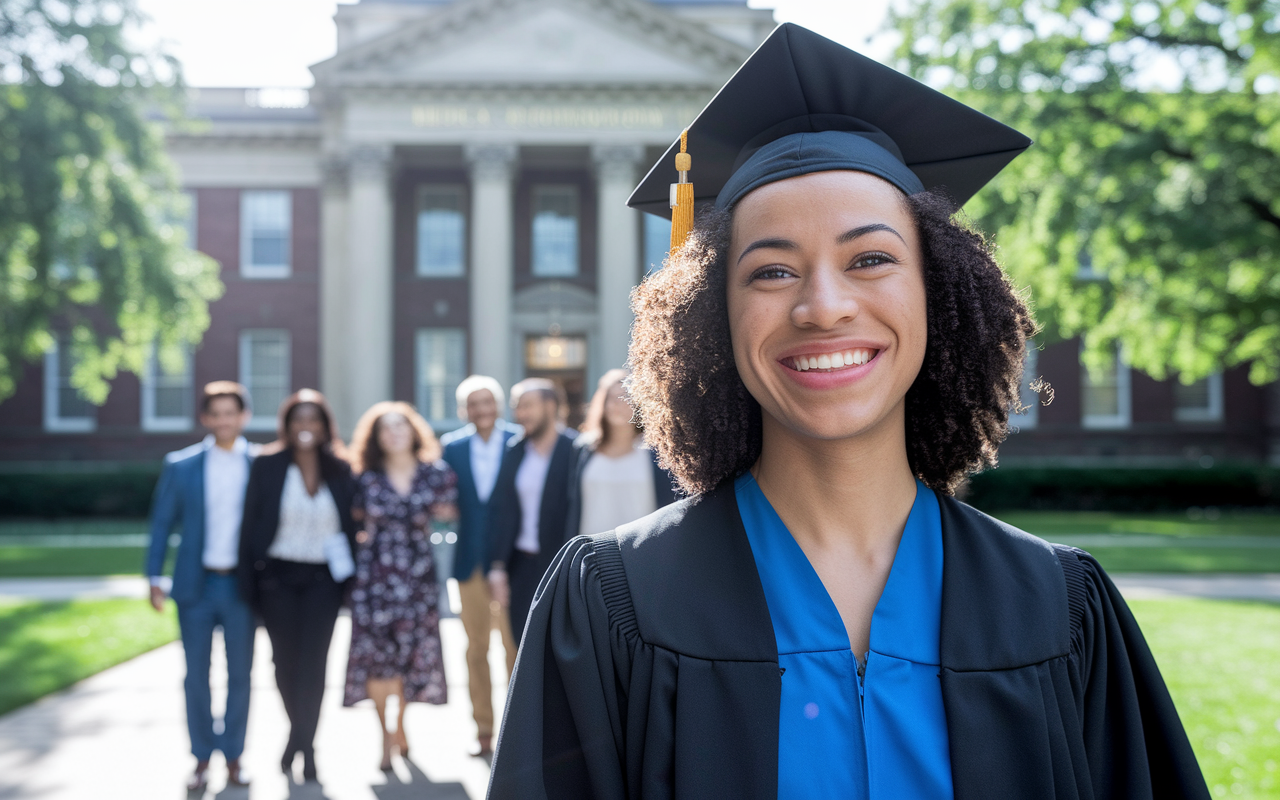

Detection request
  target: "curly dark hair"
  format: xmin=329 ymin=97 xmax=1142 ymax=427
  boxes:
xmin=348 ymin=401 xmax=442 ymax=474
xmin=627 ymin=190 xmax=1038 ymax=496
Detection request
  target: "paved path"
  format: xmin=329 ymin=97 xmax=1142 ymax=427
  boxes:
xmin=0 ymin=575 xmax=154 ymax=600
xmin=1109 ymin=573 xmax=1280 ymax=601
xmin=0 ymin=615 xmax=502 ymax=800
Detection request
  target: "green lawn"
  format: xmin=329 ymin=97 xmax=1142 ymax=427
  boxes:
xmin=1132 ymin=598 xmax=1280 ymax=799
xmin=0 ymin=546 xmax=150 ymax=577
xmin=994 ymin=510 xmax=1280 ymax=538
xmin=0 ymin=598 xmax=178 ymax=715
xmin=1069 ymin=547 xmax=1280 ymax=573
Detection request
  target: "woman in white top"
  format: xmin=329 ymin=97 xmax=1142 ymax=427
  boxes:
xmin=237 ymin=389 xmax=358 ymax=785
xmin=565 ymin=369 xmax=679 ymax=540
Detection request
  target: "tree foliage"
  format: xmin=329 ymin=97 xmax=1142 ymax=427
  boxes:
xmin=890 ymin=0 xmax=1280 ymax=383
xmin=0 ymin=0 xmax=221 ymax=404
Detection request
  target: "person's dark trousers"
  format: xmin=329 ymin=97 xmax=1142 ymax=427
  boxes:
xmin=176 ymin=571 xmax=255 ymax=762
xmin=507 ymin=550 xmax=552 ymax=646
xmin=256 ymin=559 xmax=343 ymax=760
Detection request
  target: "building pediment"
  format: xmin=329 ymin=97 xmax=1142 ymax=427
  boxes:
xmin=311 ymin=0 xmax=750 ymax=89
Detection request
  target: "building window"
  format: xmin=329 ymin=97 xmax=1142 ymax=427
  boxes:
xmin=416 ymin=329 xmax=466 ymax=426
xmin=526 ymin=335 xmax=587 ymax=370
xmin=240 ymin=190 xmax=291 ymax=278
xmin=531 ymin=185 xmax=579 ymax=277
xmin=1174 ymin=373 xmax=1224 ymax=423
xmin=416 ymin=185 xmax=466 ymax=277
xmin=1008 ymin=345 xmax=1040 ymax=431
xmin=1081 ymin=345 xmax=1131 ymax=429
xmin=182 ymin=190 xmax=198 ymax=249
xmin=643 ymin=214 xmax=672 ymax=275
xmin=142 ymin=346 xmax=194 ymax=432
xmin=239 ymin=330 xmax=291 ymax=430
xmin=44 ymin=338 xmax=96 ymax=433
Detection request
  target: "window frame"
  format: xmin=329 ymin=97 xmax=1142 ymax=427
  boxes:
xmin=238 ymin=329 xmax=291 ymax=432
xmin=1081 ymin=345 xmax=1132 ymax=430
xmin=1174 ymin=372 xmax=1224 ymax=423
xmin=43 ymin=339 xmax=96 ymax=433
xmin=415 ymin=328 xmax=467 ymax=428
xmin=415 ymin=184 xmax=467 ymax=278
xmin=141 ymin=345 xmax=194 ymax=433
xmin=530 ymin=184 xmax=581 ymax=278
xmin=239 ymin=190 xmax=292 ymax=279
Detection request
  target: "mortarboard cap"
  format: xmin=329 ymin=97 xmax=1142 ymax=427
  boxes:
xmin=627 ymin=23 xmax=1032 ymax=225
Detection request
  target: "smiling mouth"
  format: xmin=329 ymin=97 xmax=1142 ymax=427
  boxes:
xmin=788 ymin=348 xmax=878 ymax=372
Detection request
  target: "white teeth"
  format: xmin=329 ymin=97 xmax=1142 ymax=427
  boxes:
xmin=791 ymin=348 xmax=877 ymax=372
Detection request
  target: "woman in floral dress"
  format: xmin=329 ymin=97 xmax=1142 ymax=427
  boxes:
xmin=344 ymin=401 xmax=458 ymax=769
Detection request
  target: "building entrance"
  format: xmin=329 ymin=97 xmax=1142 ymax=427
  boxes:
xmin=525 ymin=335 xmax=588 ymax=430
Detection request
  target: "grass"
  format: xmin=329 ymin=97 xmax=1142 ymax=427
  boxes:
xmin=0 ymin=546 xmax=150 ymax=577
xmin=1069 ymin=547 xmax=1280 ymax=574
xmin=1132 ymin=598 xmax=1280 ymax=799
xmin=993 ymin=511 xmax=1280 ymax=538
xmin=0 ymin=598 xmax=178 ymax=715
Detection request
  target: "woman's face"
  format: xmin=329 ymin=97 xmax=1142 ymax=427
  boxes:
xmin=726 ymin=170 xmax=928 ymax=444
xmin=376 ymin=412 xmax=416 ymax=458
xmin=602 ymin=380 xmax=636 ymax=437
xmin=287 ymin=403 xmax=327 ymax=451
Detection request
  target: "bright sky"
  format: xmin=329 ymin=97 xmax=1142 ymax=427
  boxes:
xmin=133 ymin=0 xmax=896 ymax=88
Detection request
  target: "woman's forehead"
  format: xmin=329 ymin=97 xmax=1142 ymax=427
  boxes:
xmin=730 ymin=172 xmax=916 ymax=247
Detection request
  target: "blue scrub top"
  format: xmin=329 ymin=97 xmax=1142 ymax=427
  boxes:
xmin=735 ymin=473 xmax=954 ymax=800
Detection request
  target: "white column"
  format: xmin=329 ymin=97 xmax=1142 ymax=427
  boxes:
xmin=592 ymin=144 xmax=644 ymax=377
xmin=319 ymin=155 xmax=351 ymax=428
xmin=465 ymin=144 xmax=518 ymax=390
xmin=344 ymin=143 xmax=394 ymax=427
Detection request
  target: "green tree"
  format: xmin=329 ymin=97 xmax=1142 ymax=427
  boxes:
xmin=0 ymin=0 xmax=221 ymax=404
xmin=890 ymin=0 xmax=1280 ymax=383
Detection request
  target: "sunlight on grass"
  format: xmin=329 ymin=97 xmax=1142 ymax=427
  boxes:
xmin=1132 ymin=598 xmax=1280 ymax=799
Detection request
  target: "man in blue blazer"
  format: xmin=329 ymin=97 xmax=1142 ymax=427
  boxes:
xmin=441 ymin=375 xmax=518 ymax=758
xmin=146 ymin=381 xmax=256 ymax=791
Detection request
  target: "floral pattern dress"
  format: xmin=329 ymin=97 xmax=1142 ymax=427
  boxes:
xmin=343 ymin=460 xmax=458 ymax=706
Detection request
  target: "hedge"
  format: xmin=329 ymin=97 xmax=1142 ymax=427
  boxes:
xmin=964 ymin=466 xmax=1280 ymax=512
xmin=0 ymin=468 xmax=162 ymax=518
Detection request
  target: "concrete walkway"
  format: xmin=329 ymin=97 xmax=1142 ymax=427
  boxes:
xmin=0 ymin=615 xmax=502 ymax=800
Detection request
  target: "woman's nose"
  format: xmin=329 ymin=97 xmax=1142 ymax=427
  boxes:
xmin=790 ymin=266 xmax=859 ymax=330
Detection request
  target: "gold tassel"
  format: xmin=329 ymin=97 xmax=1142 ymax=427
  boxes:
xmin=669 ymin=129 xmax=694 ymax=252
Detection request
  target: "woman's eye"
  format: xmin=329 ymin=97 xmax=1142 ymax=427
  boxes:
xmin=748 ymin=265 xmax=794 ymax=282
xmin=851 ymin=251 xmax=897 ymax=270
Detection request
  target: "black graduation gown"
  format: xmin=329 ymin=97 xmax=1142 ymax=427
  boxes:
xmin=488 ymin=483 xmax=1210 ymax=800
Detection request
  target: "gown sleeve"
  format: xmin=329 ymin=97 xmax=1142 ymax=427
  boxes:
xmin=1069 ymin=549 xmax=1211 ymax=800
xmin=488 ymin=535 xmax=632 ymax=800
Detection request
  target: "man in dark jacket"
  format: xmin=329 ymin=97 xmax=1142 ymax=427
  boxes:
xmin=486 ymin=378 xmax=577 ymax=646
xmin=440 ymin=375 xmax=519 ymax=758
xmin=146 ymin=382 xmax=255 ymax=792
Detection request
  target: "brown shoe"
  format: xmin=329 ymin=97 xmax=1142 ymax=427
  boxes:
xmin=186 ymin=760 xmax=210 ymax=792
xmin=226 ymin=758 xmax=250 ymax=788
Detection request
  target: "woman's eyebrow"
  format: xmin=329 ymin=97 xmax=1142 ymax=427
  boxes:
xmin=736 ymin=237 xmax=797 ymax=264
xmin=837 ymin=223 xmax=906 ymax=245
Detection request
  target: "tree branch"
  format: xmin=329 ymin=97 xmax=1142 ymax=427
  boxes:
xmin=1242 ymin=196 xmax=1280 ymax=235
xmin=1121 ymin=27 xmax=1247 ymax=64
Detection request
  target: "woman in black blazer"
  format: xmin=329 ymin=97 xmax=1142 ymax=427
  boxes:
xmin=238 ymin=388 xmax=358 ymax=784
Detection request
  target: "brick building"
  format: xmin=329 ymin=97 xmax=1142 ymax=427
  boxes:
xmin=0 ymin=0 xmax=1276 ymax=471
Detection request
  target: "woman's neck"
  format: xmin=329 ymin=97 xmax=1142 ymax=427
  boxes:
xmin=751 ymin=405 xmax=917 ymax=556
xmin=383 ymin=450 xmax=418 ymax=473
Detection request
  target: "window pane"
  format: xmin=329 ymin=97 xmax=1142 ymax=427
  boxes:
xmin=532 ymin=186 xmax=579 ymax=277
xmin=1082 ymin=360 xmax=1119 ymax=418
xmin=416 ymin=329 xmax=466 ymax=424
xmin=1174 ymin=378 xmax=1210 ymax=411
xmin=56 ymin=345 xmax=94 ymax=419
xmin=145 ymin=347 xmax=193 ymax=424
xmin=154 ymin=386 xmax=188 ymax=418
xmin=644 ymin=214 xmax=672 ymax=275
xmin=241 ymin=331 xmax=290 ymax=421
xmin=242 ymin=191 xmax=291 ymax=272
xmin=417 ymin=186 xmax=465 ymax=277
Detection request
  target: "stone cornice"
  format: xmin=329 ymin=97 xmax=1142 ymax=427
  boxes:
xmin=310 ymin=0 xmax=750 ymax=88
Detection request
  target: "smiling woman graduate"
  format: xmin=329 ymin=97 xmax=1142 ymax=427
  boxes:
xmin=487 ymin=23 xmax=1209 ymax=800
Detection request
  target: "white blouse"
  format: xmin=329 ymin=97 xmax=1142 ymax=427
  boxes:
xmin=267 ymin=464 xmax=341 ymax=564
xmin=579 ymin=444 xmax=657 ymax=537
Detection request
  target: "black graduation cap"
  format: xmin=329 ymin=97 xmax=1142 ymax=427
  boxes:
xmin=627 ymin=23 xmax=1032 ymax=226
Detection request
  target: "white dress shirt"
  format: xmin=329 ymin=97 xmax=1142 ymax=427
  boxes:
xmin=514 ymin=445 xmax=553 ymax=555
xmin=470 ymin=428 xmax=505 ymax=504
xmin=267 ymin=464 xmax=341 ymax=564
xmin=203 ymin=435 xmax=250 ymax=570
